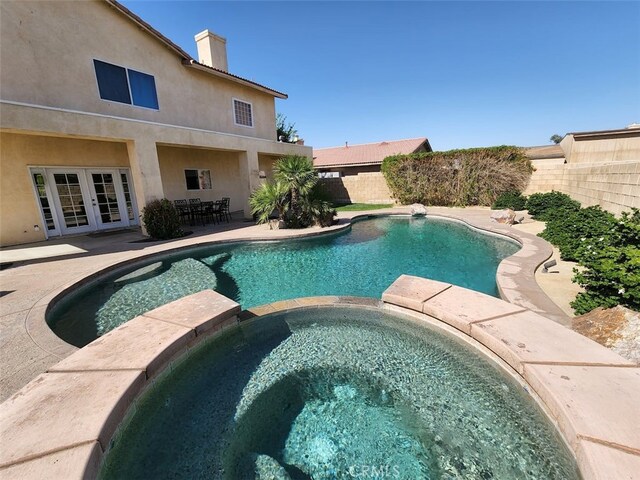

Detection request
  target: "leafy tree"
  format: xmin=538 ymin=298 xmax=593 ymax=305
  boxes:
xmin=276 ymin=113 xmax=298 ymax=143
xmin=550 ymin=134 xmax=563 ymax=144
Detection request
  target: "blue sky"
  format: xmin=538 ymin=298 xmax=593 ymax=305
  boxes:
xmin=122 ymin=1 xmax=639 ymax=150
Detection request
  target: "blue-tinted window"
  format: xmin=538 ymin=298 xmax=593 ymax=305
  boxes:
xmin=93 ymin=60 xmax=158 ymax=110
xmin=128 ymin=69 xmax=159 ymax=109
xmin=94 ymin=60 xmax=131 ymax=104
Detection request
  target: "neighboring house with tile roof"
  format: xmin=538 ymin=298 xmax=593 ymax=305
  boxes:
xmin=313 ymin=137 xmax=432 ymax=177
xmin=0 ymin=0 xmax=310 ymax=246
xmin=313 ymin=138 xmax=432 ymax=205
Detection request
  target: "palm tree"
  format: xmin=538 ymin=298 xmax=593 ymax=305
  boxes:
xmin=273 ymin=155 xmax=317 ymax=225
xmin=249 ymin=181 xmax=289 ymax=228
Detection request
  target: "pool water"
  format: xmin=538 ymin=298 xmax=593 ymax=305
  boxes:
xmin=49 ymin=216 xmax=519 ymax=346
xmin=99 ymin=307 xmax=579 ymax=479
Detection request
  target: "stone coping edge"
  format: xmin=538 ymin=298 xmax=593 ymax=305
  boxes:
xmin=381 ymin=275 xmax=640 ymax=480
xmin=0 ymin=289 xmax=240 ymax=478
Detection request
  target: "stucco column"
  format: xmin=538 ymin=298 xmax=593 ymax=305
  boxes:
xmin=127 ymin=138 xmax=165 ymax=233
xmin=238 ymin=149 xmax=261 ymax=219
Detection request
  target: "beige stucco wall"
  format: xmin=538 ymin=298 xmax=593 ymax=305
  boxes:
xmin=319 ymin=172 xmax=394 ymax=204
xmin=157 ymin=146 xmax=243 ymax=213
xmin=0 ymin=133 xmax=130 ymax=246
xmin=560 ymin=134 xmax=640 ymax=164
xmin=0 ymin=0 xmax=277 ymax=141
xmin=258 ymin=154 xmax=279 ymax=181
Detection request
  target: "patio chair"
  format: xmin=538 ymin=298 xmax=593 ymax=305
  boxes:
xmin=174 ymin=199 xmax=191 ymax=225
xmin=188 ymin=198 xmax=205 ymax=226
xmin=221 ymin=197 xmax=231 ymax=222
xmin=201 ymin=201 xmax=218 ymax=225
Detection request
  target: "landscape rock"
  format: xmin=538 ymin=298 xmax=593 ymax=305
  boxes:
xmin=410 ymin=204 xmax=427 ymax=216
xmin=490 ymin=209 xmax=516 ymax=225
xmin=572 ymin=306 xmax=640 ymax=364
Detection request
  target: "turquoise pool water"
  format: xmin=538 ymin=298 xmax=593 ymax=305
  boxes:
xmin=99 ymin=307 xmax=579 ymax=479
xmin=49 ymin=216 xmax=519 ymax=346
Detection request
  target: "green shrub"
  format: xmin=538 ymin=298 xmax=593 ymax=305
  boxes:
xmin=525 ymin=191 xmax=580 ymax=220
xmin=556 ymin=208 xmax=639 ymax=315
xmin=492 ymin=191 xmax=528 ymax=210
xmin=540 ymin=206 xmax=616 ymax=261
xmin=141 ymin=199 xmax=183 ymax=240
xmin=381 ymin=146 xmax=532 ymax=206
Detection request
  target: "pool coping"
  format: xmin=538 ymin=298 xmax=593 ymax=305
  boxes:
xmin=23 ymin=207 xmax=570 ymax=362
xmin=1 ymin=285 xmax=638 ymax=479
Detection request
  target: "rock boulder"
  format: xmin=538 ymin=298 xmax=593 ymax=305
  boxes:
xmin=572 ymin=305 xmax=640 ymax=364
xmin=490 ymin=209 xmax=516 ymax=225
xmin=410 ymin=203 xmax=427 ymax=216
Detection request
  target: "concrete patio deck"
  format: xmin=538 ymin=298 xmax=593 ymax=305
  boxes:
xmin=0 ymin=207 xmax=574 ymax=402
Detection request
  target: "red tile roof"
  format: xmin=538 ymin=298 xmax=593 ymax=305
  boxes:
xmin=104 ymin=0 xmax=287 ymax=99
xmin=313 ymin=138 xmax=431 ymax=168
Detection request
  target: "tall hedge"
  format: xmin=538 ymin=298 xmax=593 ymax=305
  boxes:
xmin=381 ymin=146 xmax=532 ymax=206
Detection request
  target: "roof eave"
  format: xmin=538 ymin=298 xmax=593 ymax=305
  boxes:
xmin=104 ymin=0 xmax=192 ymax=59
xmin=567 ymin=128 xmax=640 ymax=138
xmin=183 ymin=60 xmax=287 ymax=99
xmin=104 ymin=0 xmax=288 ymax=100
xmin=314 ymin=161 xmax=383 ymax=169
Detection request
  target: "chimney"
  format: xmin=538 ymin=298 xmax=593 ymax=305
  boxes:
xmin=194 ymin=29 xmax=228 ymax=71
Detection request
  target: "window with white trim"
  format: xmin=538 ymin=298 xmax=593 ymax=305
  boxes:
xmin=233 ymin=99 xmax=253 ymax=127
xmin=94 ymin=59 xmax=159 ymax=110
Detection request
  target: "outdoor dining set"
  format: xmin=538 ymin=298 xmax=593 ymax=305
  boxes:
xmin=174 ymin=198 xmax=231 ymax=226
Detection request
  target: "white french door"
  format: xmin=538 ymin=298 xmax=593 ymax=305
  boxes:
xmin=46 ymin=169 xmax=96 ymax=235
xmin=31 ymin=167 xmax=138 ymax=238
xmin=86 ymin=169 xmax=129 ymax=230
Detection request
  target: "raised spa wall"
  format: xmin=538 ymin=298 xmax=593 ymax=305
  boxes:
xmin=1 ymin=277 xmax=639 ymax=480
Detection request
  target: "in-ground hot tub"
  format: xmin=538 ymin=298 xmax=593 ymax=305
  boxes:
xmin=99 ymin=305 xmax=579 ymax=479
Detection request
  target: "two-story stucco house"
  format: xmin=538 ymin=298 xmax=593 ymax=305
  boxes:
xmin=0 ymin=0 xmax=310 ymax=246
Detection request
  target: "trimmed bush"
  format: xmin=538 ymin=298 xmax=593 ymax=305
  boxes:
xmin=492 ymin=191 xmax=528 ymax=210
xmin=381 ymin=146 xmax=532 ymax=207
xmin=141 ymin=199 xmax=183 ymax=240
xmin=540 ymin=206 xmax=616 ymax=261
xmin=525 ymin=191 xmax=580 ymax=221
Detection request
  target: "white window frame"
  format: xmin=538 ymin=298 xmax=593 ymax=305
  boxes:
xmin=93 ymin=58 xmax=160 ymax=111
xmin=232 ymin=98 xmax=254 ymax=128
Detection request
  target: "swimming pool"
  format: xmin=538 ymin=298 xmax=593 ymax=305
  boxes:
xmin=99 ymin=306 xmax=579 ymax=479
xmin=48 ymin=216 xmax=520 ymax=347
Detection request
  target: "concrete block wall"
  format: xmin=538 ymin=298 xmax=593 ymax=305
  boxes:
xmin=524 ymin=158 xmax=566 ymax=195
xmin=561 ymin=161 xmax=640 ymax=216
xmin=319 ymin=172 xmax=394 ymax=204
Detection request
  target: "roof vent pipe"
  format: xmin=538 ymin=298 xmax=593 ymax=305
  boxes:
xmin=194 ymin=29 xmax=228 ymax=71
